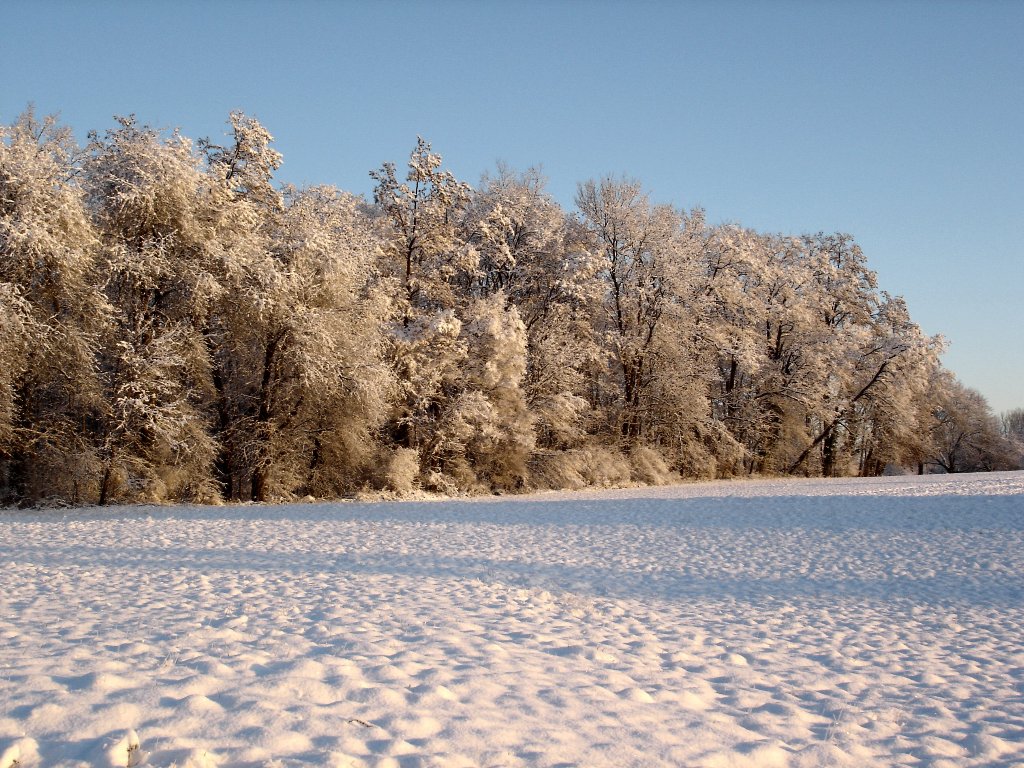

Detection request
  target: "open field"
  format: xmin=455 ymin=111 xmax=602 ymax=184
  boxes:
xmin=2 ymin=472 xmax=1023 ymax=767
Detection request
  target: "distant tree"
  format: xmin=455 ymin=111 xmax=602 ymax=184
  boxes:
xmin=1001 ymin=408 xmax=1024 ymax=469
xmin=925 ymin=373 xmax=1016 ymax=473
xmin=1002 ymin=408 xmax=1024 ymax=441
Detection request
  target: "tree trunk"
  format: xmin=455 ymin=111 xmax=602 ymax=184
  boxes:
xmin=822 ymin=428 xmax=839 ymax=477
xmin=206 ymin=338 xmax=234 ymax=500
xmin=250 ymin=334 xmax=279 ymax=502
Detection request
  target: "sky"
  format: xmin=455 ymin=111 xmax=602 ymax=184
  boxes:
xmin=2 ymin=0 xmax=1021 ymax=413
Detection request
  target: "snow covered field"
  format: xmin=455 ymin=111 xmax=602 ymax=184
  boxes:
xmin=2 ymin=472 xmax=1023 ymax=768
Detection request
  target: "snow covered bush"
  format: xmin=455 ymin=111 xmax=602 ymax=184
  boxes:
xmin=527 ymin=450 xmax=589 ymax=491
xmin=528 ymin=445 xmax=633 ymax=490
xmin=629 ymin=444 xmax=678 ymax=485
xmin=581 ymin=445 xmax=633 ymax=488
xmin=384 ymin=447 xmax=421 ymax=494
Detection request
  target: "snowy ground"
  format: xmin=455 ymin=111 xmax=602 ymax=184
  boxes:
xmin=2 ymin=472 xmax=1023 ymax=768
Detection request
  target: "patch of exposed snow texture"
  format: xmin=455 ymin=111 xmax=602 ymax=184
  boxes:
xmin=1 ymin=471 xmax=1022 ymax=767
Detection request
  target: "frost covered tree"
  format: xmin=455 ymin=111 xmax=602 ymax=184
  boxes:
xmin=776 ymin=235 xmax=940 ymax=477
xmin=0 ymin=110 xmax=108 ymax=503
xmin=1000 ymin=408 xmax=1024 ymax=469
xmin=425 ymin=293 xmax=535 ymax=490
xmin=194 ymin=114 xmax=394 ymax=501
xmin=813 ymin=294 xmax=941 ymax=476
xmin=1 ymin=107 xmax=1005 ymax=504
xmin=575 ymin=177 xmax=680 ymax=439
xmin=574 ymin=177 xmax=735 ymax=476
xmin=200 ymin=110 xmax=284 ymax=212
xmin=371 ymin=137 xmax=473 ymax=321
xmin=925 ymin=373 xmax=1017 ymax=473
xmin=371 ymin=141 xmax=539 ymax=490
xmin=698 ymin=227 xmax=808 ymax=472
xmin=85 ymin=116 xmax=224 ymax=503
xmin=371 ymin=139 xmax=472 ymax=457
xmin=693 ymin=225 xmax=968 ymax=480
xmin=696 ymin=228 xmax=941 ymax=477
xmin=463 ymin=167 xmax=597 ymax=453
xmin=208 ymin=183 xmax=391 ymax=501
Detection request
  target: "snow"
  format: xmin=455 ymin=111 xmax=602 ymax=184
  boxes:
xmin=2 ymin=471 xmax=1023 ymax=767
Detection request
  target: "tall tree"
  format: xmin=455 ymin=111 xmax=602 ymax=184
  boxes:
xmin=199 ymin=114 xmax=393 ymax=501
xmin=464 ymin=167 xmax=597 ymax=451
xmin=86 ymin=116 xmax=222 ymax=502
xmin=575 ymin=177 xmax=679 ymax=439
xmin=0 ymin=109 xmax=108 ymax=503
xmin=218 ymin=185 xmax=391 ymax=500
xmin=371 ymin=139 xmax=473 ymax=458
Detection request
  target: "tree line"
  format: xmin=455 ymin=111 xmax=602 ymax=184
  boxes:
xmin=1 ymin=110 xmax=1019 ymax=505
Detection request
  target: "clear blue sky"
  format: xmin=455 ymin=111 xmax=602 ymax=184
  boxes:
xmin=3 ymin=0 xmax=1021 ymax=413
